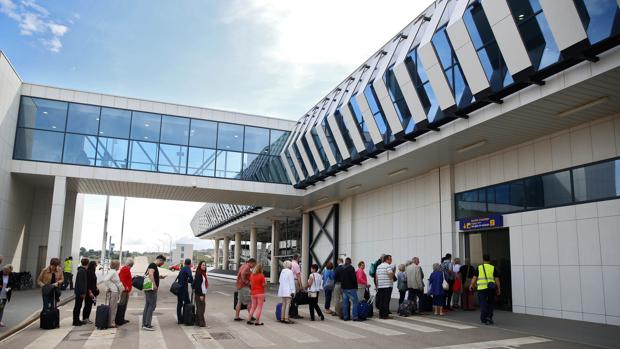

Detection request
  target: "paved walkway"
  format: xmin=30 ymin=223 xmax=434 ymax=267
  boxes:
xmin=0 ymin=274 xmax=617 ymax=349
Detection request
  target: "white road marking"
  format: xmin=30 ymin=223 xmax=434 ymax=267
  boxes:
xmin=83 ymin=327 xmax=117 ymax=349
xmin=127 ymin=307 xmax=175 ymax=311
xmin=341 ymin=320 xmax=405 ymax=336
xmin=270 ymin=322 xmax=320 ymax=343
xmin=404 ymin=316 xmax=476 ymax=330
xmin=422 ymin=336 xmax=552 ymax=349
xmin=24 ymin=317 xmax=74 ymax=349
xmin=370 ymin=318 xmax=442 ymax=333
xmin=212 ymin=313 xmax=274 ymax=347
xmin=215 ymin=291 xmax=231 ymax=297
xmin=305 ymin=322 xmax=365 ymax=340
xmin=180 ymin=324 xmax=224 ymax=349
xmin=138 ymin=316 xmax=168 ymax=349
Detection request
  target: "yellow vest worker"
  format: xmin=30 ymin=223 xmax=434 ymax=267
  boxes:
xmin=64 ymin=259 xmax=73 ymax=273
xmin=469 ymin=255 xmax=500 ymax=325
xmin=476 ymin=264 xmax=495 ymax=290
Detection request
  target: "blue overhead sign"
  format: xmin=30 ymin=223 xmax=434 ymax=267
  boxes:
xmin=460 ymin=214 xmax=503 ymax=231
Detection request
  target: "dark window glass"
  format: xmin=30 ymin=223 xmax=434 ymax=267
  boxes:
xmin=456 ymin=189 xmax=487 ymax=219
xmin=130 ymin=112 xmax=161 ymax=142
xmin=301 ymin=137 xmax=319 ymax=174
xmin=216 ymin=150 xmax=242 ymax=178
xmin=310 ymin=128 xmax=330 ymax=168
xmin=348 ymin=98 xmax=374 ymax=151
xmin=269 ymin=130 xmax=289 ymax=155
xmin=509 ymin=180 xmax=526 ymax=209
xmin=187 ymin=147 xmax=216 ymax=177
xmin=99 ymin=107 xmax=131 ymax=139
xmin=285 ymin=152 xmax=300 ymax=182
xmin=158 ymin=144 xmax=188 ymax=174
xmin=363 ymin=85 xmax=393 ymax=144
xmin=66 ymin=103 xmax=100 ymax=135
xmin=62 ymin=133 xmax=97 ymax=165
xmin=385 ymin=67 xmax=413 ymax=131
xmin=292 ymin=144 xmax=309 ymax=177
xmin=573 ymin=160 xmax=620 ymax=201
xmin=18 ymin=97 xmax=67 ymax=131
xmin=14 ymin=128 xmax=64 ymax=162
xmin=244 ymin=126 xmax=270 ymax=154
xmin=525 ymin=171 xmax=572 ymax=209
xmin=217 ymin=123 xmax=244 ymax=152
xmin=334 ymin=109 xmax=359 ymax=159
xmin=575 ymin=0 xmax=620 ymax=44
xmin=322 ymin=120 xmax=343 ymax=163
xmin=268 ymin=156 xmax=289 ymax=184
xmin=128 ymin=140 xmax=157 ymax=171
xmin=189 ymin=119 xmax=217 ymax=148
xmin=160 ymin=115 xmax=190 ymax=145
xmin=96 ymin=137 xmax=128 ymax=168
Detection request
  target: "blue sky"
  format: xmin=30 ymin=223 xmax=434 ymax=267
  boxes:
xmin=1 ymin=0 xmax=432 ymax=252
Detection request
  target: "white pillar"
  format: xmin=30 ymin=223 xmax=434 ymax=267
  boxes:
xmin=70 ymin=193 xmax=85 ymax=274
xmin=250 ymin=227 xmax=257 ymax=260
xmin=223 ymin=236 xmax=230 ymax=271
xmin=234 ymin=232 xmax=241 ymax=271
xmin=214 ymin=239 xmax=220 ymax=269
xmin=301 ymin=212 xmax=310 ymax=286
xmin=46 ymin=176 xmax=67 ymax=263
xmin=270 ymin=220 xmax=280 ymax=284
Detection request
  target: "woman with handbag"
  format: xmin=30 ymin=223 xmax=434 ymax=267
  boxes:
xmin=428 ymin=263 xmax=447 ymax=316
xmin=307 ymin=264 xmax=325 ymax=321
xmin=193 ymin=261 xmax=209 ymax=327
xmin=321 ymin=261 xmax=335 ymax=314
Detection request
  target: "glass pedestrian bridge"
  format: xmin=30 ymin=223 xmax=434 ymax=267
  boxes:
xmin=13 ymin=96 xmax=291 ymax=184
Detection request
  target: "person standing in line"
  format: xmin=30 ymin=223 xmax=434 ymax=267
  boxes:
xmin=369 ymin=254 xmax=385 ymax=288
xmin=83 ymin=261 xmax=99 ymax=324
xmin=247 ymin=264 xmax=266 ymax=326
xmin=460 ymin=259 xmax=476 ymax=310
xmin=117 ymin=258 xmax=133 ymax=325
xmin=470 ymin=254 xmax=501 ymax=325
xmin=429 ymin=263 xmax=446 ymax=316
xmin=177 ymin=258 xmax=194 ymax=325
xmin=277 ymin=260 xmax=296 ymax=324
xmin=142 ymin=255 xmax=166 ymax=331
xmin=62 ymin=256 xmax=74 ymax=290
xmin=356 ymin=261 xmax=368 ymax=301
xmin=307 ymin=264 xmax=325 ymax=321
xmin=37 ymin=258 xmax=63 ymax=309
xmin=104 ymin=260 xmax=125 ymax=328
xmin=340 ymin=258 xmax=359 ymax=321
xmin=331 ymin=258 xmax=344 ymax=317
xmin=0 ymin=265 xmax=15 ymax=327
xmin=451 ymin=258 xmax=462 ymax=309
xmin=375 ymin=254 xmax=395 ymax=319
xmin=405 ymin=257 xmax=424 ymax=314
xmin=322 ymin=261 xmax=335 ymax=314
xmin=291 ymin=254 xmax=302 ymax=290
xmin=72 ymin=258 xmax=89 ymax=326
xmin=441 ymin=253 xmax=454 ymax=311
xmin=396 ymin=264 xmax=408 ymax=305
xmin=234 ymin=258 xmax=256 ymax=321
xmin=193 ymin=261 xmax=209 ymax=327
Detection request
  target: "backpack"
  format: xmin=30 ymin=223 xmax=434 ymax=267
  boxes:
xmin=369 ymin=259 xmax=380 ymax=278
xmin=398 ymin=300 xmax=414 ymax=317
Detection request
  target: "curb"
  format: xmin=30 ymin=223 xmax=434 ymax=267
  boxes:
xmin=0 ymin=294 xmax=76 ymax=343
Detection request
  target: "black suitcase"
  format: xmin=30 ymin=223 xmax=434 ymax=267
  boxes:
xmin=293 ymin=291 xmax=309 ymax=305
xmin=40 ymin=289 xmax=59 ymax=329
xmin=233 ymin=291 xmax=248 ymax=310
xmin=96 ymin=304 xmax=110 ymax=329
xmin=115 ymin=302 xmax=127 ymax=325
xmin=183 ymin=291 xmax=196 ymax=326
xmin=420 ymin=294 xmax=433 ymax=312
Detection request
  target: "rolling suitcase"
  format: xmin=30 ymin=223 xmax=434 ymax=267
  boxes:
xmin=366 ymin=295 xmax=375 ymax=318
xmin=40 ymin=291 xmax=59 ymax=329
xmin=275 ymin=303 xmax=283 ymax=321
xmin=183 ymin=291 xmax=196 ymax=326
xmin=95 ymin=292 xmax=111 ymax=329
xmin=420 ymin=294 xmax=433 ymax=312
xmin=357 ymin=300 xmax=369 ymax=320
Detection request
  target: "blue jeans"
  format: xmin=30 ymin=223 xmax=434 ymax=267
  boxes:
xmin=324 ymin=288 xmax=333 ymax=310
xmin=341 ymin=289 xmax=359 ymax=320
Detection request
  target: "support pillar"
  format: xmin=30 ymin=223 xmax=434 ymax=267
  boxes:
xmin=46 ymin=176 xmax=66 ymax=263
xmin=214 ymin=238 xmax=220 ymax=269
xmin=250 ymin=227 xmax=257 ymax=260
xmin=223 ymin=236 xmax=230 ymax=270
xmin=270 ymin=220 xmax=280 ymax=284
xmin=234 ymin=232 xmax=241 ymax=271
xmin=301 ymin=212 xmax=310 ymax=285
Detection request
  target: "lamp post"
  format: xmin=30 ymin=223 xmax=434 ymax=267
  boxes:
xmin=118 ymin=197 xmax=127 ymax=263
xmin=100 ymin=195 xmax=110 ymax=274
xmin=163 ymin=233 xmax=173 ymax=264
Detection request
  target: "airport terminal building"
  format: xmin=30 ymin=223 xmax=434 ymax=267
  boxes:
xmin=2 ymin=0 xmax=620 ymax=326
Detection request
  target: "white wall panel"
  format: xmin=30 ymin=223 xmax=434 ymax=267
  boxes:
xmin=327 ymin=114 xmax=351 ymax=160
xmin=373 ymin=79 xmax=404 ymax=134
xmin=340 ymin=106 xmax=366 ymax=153
xmin=304 ymin=132 xmax=325 ymax=172
xmin=295 ymin=139 xmax=315 ymax=177
xmin=538 ymin=0 xmax=587 ymax=51
xmin=287 ymin=149 xmax=306 ymax=181
xmin=354 ymin=93 xmax=383 ymax=144
xmin=315 ymin=125 xmax=338 ymax=165
xmin=279 ymin=153 xmax=295 ymax=183
xmin=393 ymin=63 xmax=427 ymax=124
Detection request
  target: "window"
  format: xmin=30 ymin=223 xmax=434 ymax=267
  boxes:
xmin=525 ymin=171 xmax=572 ymax=208
xmin=96 ymin=137 xmax=128 ymax=168
xmin=348 ymin=97 xmax=375 ymax=151
xmin=66 ymin=103 xmax=100 ymax=135
xmin=158 ymin=144 xmax=188 ymax=174
xmin=363 ymin=85 xmax=393 ymax=144
xmin=269 ymin=130 xmax=289 ymax=155
xmin=128 ymin=141 xmax=158 ymax=171
xmin=244 ymin=126 xmax=270 ymax=154
xmin=131 ymin=112 xmax=161 ymax=142
xmin=160 ymin=115 xmax=190 ymax=145
xmin=187 ymin=147 xmax=216 ymax=177
xmin=385 ymin=67 xmax=414 ymax=132
xmin=334 ymin=109 xmax=359 ymax=159
xmin=189 ymin=119 xmax=217 ymax=148
xmin=573 ymin=160 xmax=620 ymax=202
xmin=99 ymin=108 xmax=131 ymax=138
xmin=62 ymin=134 xmax=97 ymax=165
xmin=217 ymin=123 xmax=244 ymax=152
xmin=215 ymin=150 xmax=242 ymax=178
xmin=181 ymin=246 xmax=184 ymax=251
xmin=18 ymin=97 xmax=67 ymax=131
xmin=431 ymin=27 xmax=474 ymax=108
xmin=404 ymin=49 xmax=445 ymax=123
xmin=574 ymin=0 xmax=620 ymax=45
xmin=14 ymin=128 xmax=64 ymax=162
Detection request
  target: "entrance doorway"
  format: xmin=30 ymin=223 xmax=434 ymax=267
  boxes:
xmin=464 ymin=228 xmax=512 ymax=311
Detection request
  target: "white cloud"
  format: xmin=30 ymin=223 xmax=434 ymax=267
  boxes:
xmin=0 ymin=0 xmax=71 ymax=53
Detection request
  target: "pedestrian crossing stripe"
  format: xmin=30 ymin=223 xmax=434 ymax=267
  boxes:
xmin=402 ymin=316 xmax=476 ymax=330
xmin=179 ymin=324 xmax=224 ymax=349
xmin=422 ymin=336 xmax=551 ymax=349
xmin=211 ymin=313 xmax=275 ymax=347
xmin=370 ymin=318 xmax=441 ymax=333
xmin=138 ymin=315 xmax=168 ymax=349
xmin=83 ymin=327 xmax=117 ymax=349
xmin=23 ymin=317 xmax=74 ymax=349
xmin=305 ymin=322 xmax=365 ymax=340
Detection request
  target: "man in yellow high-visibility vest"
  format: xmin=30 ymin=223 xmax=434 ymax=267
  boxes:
xmin=469 ymin=254 xmax=500 ymax=325
xmin=62 ymin=256 xmax=74 ymax=290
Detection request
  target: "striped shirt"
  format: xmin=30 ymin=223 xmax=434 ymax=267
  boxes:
xmin=376 ymin=262 xmax=394 ymax=289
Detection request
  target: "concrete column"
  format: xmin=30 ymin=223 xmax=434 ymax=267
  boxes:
xmin=270 ymin=220 xmax=280 ymax=284
xmin=250 ymin=227 xmax=258 ymax=260
xmin=70 ymin=193 xmax=84 ymax=274
xmin=234 ymin=232 xmax=241 ymax=271
xmin=214 ymin=238 xmax=220 ymax=269
xmin=223 ymin=236 xmax=230 ymax=270
xmin=46 ymin=176 xmax=67 ymax=263
xmin=301 ymin=212 xmax=310 ymax=285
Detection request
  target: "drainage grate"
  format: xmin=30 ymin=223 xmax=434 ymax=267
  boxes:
xmin=209 ymin=332 xmax=234 ymax=340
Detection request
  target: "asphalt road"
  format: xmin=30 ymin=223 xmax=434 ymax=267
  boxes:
xmin=0 ymin=273 xmax=600 ymax=349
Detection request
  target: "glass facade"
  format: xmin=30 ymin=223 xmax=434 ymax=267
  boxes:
xmin=14 ymin=96 xmax=291 ymax=184
xmin=574 ymin=0 xmax=620 ymax=45
xmin=456 ymin=158 xmax=620 ymax=220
